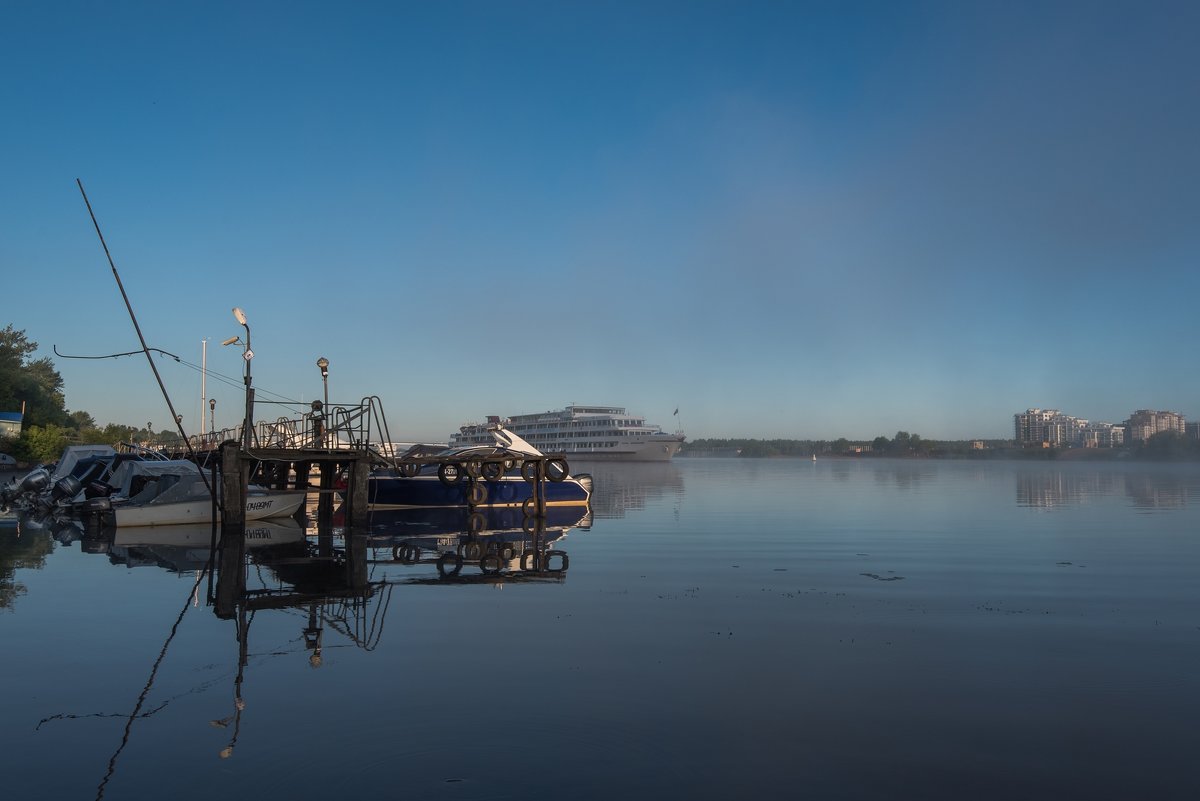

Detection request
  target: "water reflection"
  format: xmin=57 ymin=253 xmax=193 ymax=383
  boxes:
xmin=1015 ymin=466 xmax=1200 ymax=510
xmin=362 ymin=505 xmax=588 ymax=580
xmin=572 ymin=460 xmax=683 ymax=518
xmin=108 ymin=519 xmax=305 ymax=572
xmin=23 ymin=505 xmax=589 ymax=780
xmin=0 ymin=520 xmax=53 ymax=610
xmin=871 ymin=461 xmax=936 ymax=490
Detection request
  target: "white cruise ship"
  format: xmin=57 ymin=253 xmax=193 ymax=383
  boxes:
xmin=450 ymin=406 xmax=685 ymax=461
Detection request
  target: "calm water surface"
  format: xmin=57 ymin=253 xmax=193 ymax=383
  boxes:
xmin=2 ymin=458 xmax=1199 ymax=800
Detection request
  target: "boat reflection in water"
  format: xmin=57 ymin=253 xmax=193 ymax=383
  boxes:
xmin=568 ymin=460 xmax=683 ymax=519
xmin=107 ymin=519 xmax=306 ymax=572
xmin=362 ymin=504 xmax=590 ymax=579
xmin=20 ymin=498 xmax=588 ymax=773
xmin=205 ymin=506 xmax=585 ymax=758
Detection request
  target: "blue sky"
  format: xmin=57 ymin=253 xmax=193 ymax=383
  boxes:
xmin=2 ymin=1 xmax=1197 ymax=441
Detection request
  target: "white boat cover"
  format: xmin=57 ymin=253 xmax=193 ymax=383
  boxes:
xmin=107 ymin=459 xmax=209 ymax=504
xmin=50 ymin=445 xmax=118 ymax=481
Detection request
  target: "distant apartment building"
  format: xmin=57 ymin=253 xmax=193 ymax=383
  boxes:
xmin=1080 ymin=422 xmax=1124 ymax=448
xmin=1187 ymin=422 xmax=1200 ymax=441
xmin=1123 ymin=410 xmax=1186 ymax=443
xmin=1014 ymin=408 xmax=1060 ymax=446
xmin=1014 ymin=408 xmax=1124 ymax=448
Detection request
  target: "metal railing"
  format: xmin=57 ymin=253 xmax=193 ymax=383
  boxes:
xmin=181 ymin=397 xmax=401 ymax=464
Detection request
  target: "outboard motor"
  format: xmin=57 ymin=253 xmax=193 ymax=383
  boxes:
xmin=17 ymin=468 xmax=50 ymax=496
xmin=51 ymin=475 xmax=83 ymax=505
xmin=84 ymin=480 xmax=114 ymax=499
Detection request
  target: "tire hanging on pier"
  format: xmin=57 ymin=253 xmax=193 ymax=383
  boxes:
xmin=466 ymin=481 xmax=487 ymax=507
xmin=438 ymin=462 xmax=465 ymax=486
xmin=545 ymin=458 xmax=569 ymax=482
xmin=522 ymin=496 xmax=541 ymax=518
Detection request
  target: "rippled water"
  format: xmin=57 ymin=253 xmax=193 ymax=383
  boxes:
xmin=3 ymin=458 xmax=1200 ymax=800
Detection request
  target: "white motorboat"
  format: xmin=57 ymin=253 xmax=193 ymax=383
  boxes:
xmin=97 ymin=460 xmax=305 ymax=527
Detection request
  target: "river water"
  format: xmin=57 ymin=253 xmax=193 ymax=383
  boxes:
xmin=2 ymin=458 xmax=1199 ymax=800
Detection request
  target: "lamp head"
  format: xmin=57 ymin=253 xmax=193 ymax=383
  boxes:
xmin=209 ymin=399 xmax=216 ymax=410
xmin=232 ymin=307 xmax=247 ymax=326
xmin=316 ymin=356 xmax=329 ymax=376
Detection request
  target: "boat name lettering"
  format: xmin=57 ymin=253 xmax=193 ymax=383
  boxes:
xmin=247 ymin=501 xmax=273 ymax=510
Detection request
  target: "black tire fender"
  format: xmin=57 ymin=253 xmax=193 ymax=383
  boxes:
xmin=438 ymin=463 xmax=464 ymax=486
xmin=545 ymin=458 xmax=569 ymax=482
xmin=437 ymin=552 xmax=463 ymax=577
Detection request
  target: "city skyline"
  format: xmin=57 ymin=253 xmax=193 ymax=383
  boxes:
xmin=3 ymin=2 xmax=1197 ymax=442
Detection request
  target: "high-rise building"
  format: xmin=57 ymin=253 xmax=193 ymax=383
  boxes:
xmin=1014 ymin=408 xmax=1123 ymax=448
xmin=1014 ymin=408 xmax=1060 ymax=446
xmin=1123 ymin=410 xmax=1186 ymax=442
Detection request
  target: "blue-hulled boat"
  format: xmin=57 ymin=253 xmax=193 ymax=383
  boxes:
xmin=364 ymin=427 xmax=592 ymax=509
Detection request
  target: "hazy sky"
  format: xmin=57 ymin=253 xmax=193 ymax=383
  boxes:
xmin=2 ymin=1 xmax=1197 ymax=442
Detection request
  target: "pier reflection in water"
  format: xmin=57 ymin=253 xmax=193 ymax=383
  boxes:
xmin=4 ymin=458 xmax=1200 ymax=800
xmin=2 ymin=500 xmax=588 ymax=798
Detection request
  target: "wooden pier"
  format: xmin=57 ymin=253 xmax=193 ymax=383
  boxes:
xmin=217 ymin=440 xmax=371 ymax=529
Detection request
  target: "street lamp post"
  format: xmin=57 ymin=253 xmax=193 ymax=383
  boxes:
xmin=316 ymin=357 xmax=329 ymax=447
xmin=224 ymin=307 xmax=253 ymax=450
xmin=209 ymin=399 xmax=216 ymax=444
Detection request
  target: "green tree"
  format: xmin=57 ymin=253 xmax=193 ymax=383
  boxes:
xmin=1141 ymin=431 xmax=1197 ymax=460
xmin=67 ymin=410 xmax=96 ymax=431
xmin=872 ymin=435 xmax=891 ymax=453
xmin=0 ymin=325 xmax=68 ymax=428
xmin=21 ymin=424 xmax=69 ymax=463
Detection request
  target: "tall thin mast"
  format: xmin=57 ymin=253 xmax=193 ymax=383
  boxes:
xmin=200 ymin=338 xmax=207 ymax=438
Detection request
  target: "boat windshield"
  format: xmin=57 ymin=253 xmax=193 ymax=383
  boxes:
xmin=435 ymin=446 xmax=500 ymax=458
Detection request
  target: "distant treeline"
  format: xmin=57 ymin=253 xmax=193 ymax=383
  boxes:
xmin=683 ymin=431 xmax=1200 ymax=460
xmin=682 ymin=432 xmax=991 ymax=457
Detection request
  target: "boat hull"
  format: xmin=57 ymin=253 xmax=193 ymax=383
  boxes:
xmin=549 ymin=437 xmax=684 ymax=461
xmin=112 ymin=490 xmax=306 ymax=527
